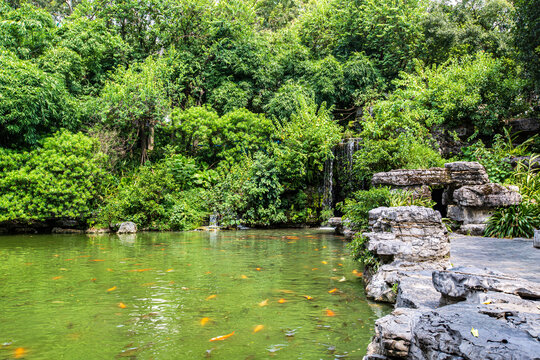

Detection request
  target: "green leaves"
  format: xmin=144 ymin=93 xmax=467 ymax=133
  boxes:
xmin=0 ymin=130 xmax=108 ymax=223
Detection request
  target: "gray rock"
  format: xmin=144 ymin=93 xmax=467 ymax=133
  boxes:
xmin=366 ymin=308 xmax=421 ymax=358
xmin=432 ymin=266 xmax=540 ymax=301
xmin=396 ymin=271 xmax=443 ymax=309
xmin=444 ymin=161 xmax=489 ymax=185
xmin=456 ymin=224 xmax=487 ymax=236
xmin=408 ymin=303 xmax=540 ymax=359
xmin=327 ymin=217 xmax=342 ymax=227
xmin=117 ymin=221 xmax=137 ymax=234
xmin=365 ymin=261 xmax=448 ymax=303
xmin=365 ymin=207 xmax=449 ymax=263
xmin=371 ymin=168 xmax=450 ymax=187
xmin=453 ymin=183 xmax=521 ymax=208
xmin=447 ymin=205 xmax=494 ymax=225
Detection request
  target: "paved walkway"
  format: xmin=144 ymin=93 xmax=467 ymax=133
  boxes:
xmin=450 ymin=234 xmax=539 ymax=282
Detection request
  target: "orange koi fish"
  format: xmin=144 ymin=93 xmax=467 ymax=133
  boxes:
xmin=52 ymin=276 xmax=62 ymax=280
xmin=129 ymin=268 xmax=152 ymax=272
xmin=326 ymin=309 xmax=336 ymax=317
xmin=240 ymin=275 xmax=248 ymax=279
xmin=303 ymin=295 xmax=313 ymax=300
xmin=14 ymin=347 xmax=26 ymax=359
xmin=206 ymin=294 xmax=217 ymax=300
xmin=352 ymin=269 xmax=363 ymax=277
xmin=253 ymin=325 xmax=264 ymax=333
xmin=107 ymin=286 xmax=117 ymax=292
xmin=118 ymin=302 xmax=127 ymax=309
xmin=321 ymin=261 xmax=328 ymax=264
xmin=166 ymin=269 xmax=174 ymax=272
xmin=209 ymin=331 xmax=235 ymax=342
xmin=90 ymin=259 xmax=105 ymax=262
xmin=328 ymin=288 xmax=338 ymax=294
xmin=200 ymin=317 xmax=210 ymax=326
xmin=278 ymin=298 xmax=287 ymax=304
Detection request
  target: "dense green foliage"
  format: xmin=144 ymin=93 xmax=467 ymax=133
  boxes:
xmin=0 ymin=0 xmax=538 ymax=231
xmin=0 ymin=131 xmax=107 ymax=221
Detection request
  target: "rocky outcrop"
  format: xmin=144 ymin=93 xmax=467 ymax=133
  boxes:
xmin=433 ymin=266 xmax=540 ymax=301
xmin=117 ymin=221 xmax=137 ymax=234
xmin=371 ymin=161 xmax=522 ymax=236
xmin=372 ymin=168 xmax=450 ymax=187
xmin=444 ymin=161 xmax=489 ymax=185
xmin=362 ymin=206 xmax=450 ymax=303
xmin=363 ymin=207 xmax=540 ymax=359
xmin=364 ymin=265 xmax=540 ymax=360
xmin=452 ymin=184 xmax=521 ymax=208
xmin=408 ymin=303 xmax=540 ymax=359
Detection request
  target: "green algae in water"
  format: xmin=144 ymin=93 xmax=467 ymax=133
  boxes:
xmin=0 ymin=230 xmax=391 ymax=359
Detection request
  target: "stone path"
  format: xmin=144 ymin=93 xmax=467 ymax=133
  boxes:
xmin=450 ymin=234 xmax=540 ymax=282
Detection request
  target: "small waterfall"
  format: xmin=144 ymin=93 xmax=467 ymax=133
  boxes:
xmin=323 ymin=138 xmax=362 ymax=212
xmin=322 ymin=150 xmax=334 ymax=209
xmin=208 ymin=213 xmax=219 ymax=228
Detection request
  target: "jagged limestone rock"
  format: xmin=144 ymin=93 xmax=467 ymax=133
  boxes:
xmin=452 ymin=183 xmax=521 ymax=208
xmin=366 ymin=308 xmax=421 ymax=359
xmin=432 ymin=266 xmax=540 ymax=301
xmin=371 ymin=168 xmax=450 ymax=187
xmin=362 ymin=207 xmax=450 ymax=302
xmin=444 ymin=161 xmax=489 ymax=185
xmin=408 ymin=303 xmax=540 ymax=359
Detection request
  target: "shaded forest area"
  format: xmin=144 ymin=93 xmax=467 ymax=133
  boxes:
xmin=0 ymin=0 xmax=538 ymax=232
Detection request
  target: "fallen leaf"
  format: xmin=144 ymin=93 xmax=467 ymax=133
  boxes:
xmin=90 ymin=278 xmax=97 ymax=282
xmin=253 ymin=325 xmax=264 ymax=333
xmin=326 ymin=309 xmax=336 ymax=317
xmin=471 ymin=327 xmax=479 ymax=337
xmin=311 ymin=268 xmax=319 ymax=271
xmin=200 ymin=317 xmax=210 ymax=326
xmin=128 ymin=268 xmax=152 ymax=272
xmin=328 ymin=288 xmax=338 ymax=294
xmin=166 ymin=269 xmax=174 ymax=272
xmin=258 ymin=299 xmax=269 ymax=307
xmin=482 ymin=301 xmax=491 ymax=305
xmin=107 ymin=286 xmax=117 ymax=292
xmin=118 ymin=302 xmax=127 ymax=309
xmin=209 ymin=331 xmax=235 ymax=342
xmin=206 ymin=294 xmax=217 ymax=300
xmin=107 ymin=268 xmax=114 ymax=272
xmin=338 ymin=276 xmax=346 ymax=282
xmin=14 ymin=347 xmax=26 ymax=359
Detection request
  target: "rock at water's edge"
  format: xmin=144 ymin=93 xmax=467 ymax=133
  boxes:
xmin=117 ymin=222 xmax=137 ymax=234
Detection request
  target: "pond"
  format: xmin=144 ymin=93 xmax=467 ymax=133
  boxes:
xmin=0 ymin=229 xmax=391 ymax=359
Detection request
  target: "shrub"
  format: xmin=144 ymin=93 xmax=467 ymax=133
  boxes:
xmin=342 ymin=187 xmax=436 ymax=231
xmin=462 ymin=129 xmax=537 ymax=183
xmin=0 ymin=130 xmax=107 ymax=222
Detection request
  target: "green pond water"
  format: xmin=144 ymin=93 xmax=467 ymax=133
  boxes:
xmin=0 ymin=229 xmax=391 ymax=359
